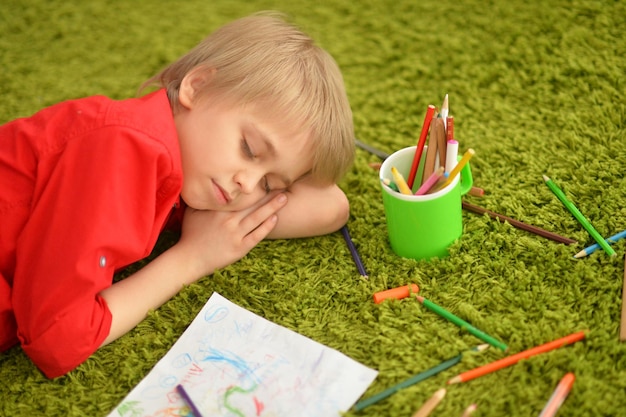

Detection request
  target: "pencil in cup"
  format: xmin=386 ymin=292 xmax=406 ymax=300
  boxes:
xmin=542 ymin=175 xmax=615 ymax=257
xmin=416 ymin=295 xmax=508 ymax=351
xmin=391 ymin=166 xmax=413 ymax=195
xmin=407 ymin=105 xmax=436 ymax=188
xmin=447 ymin=330 xmax=586 ymax=384
xmin=415 ymin=166 xmax=445 ymax=196
xmin=438 ymin=148 xmax=475 ymax=190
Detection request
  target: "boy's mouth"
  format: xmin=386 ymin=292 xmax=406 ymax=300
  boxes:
xmin=212 ymin=181 xmax=231 ymax=205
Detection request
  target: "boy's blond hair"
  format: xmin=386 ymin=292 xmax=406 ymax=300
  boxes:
xmin=141 ymin=12 xmax=354 ymax=185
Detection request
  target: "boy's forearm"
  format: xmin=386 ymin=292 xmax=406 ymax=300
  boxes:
xmin=98 ymin=245 xmax=204 ymax=346
xmin=266 ymin=183 xmax=350 ymax=239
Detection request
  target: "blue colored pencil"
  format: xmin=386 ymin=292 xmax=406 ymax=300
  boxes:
xmin=574 ymin=229 xmax=626 ymax=258
xmin=176 ymin=384 xmax=204 ymax=417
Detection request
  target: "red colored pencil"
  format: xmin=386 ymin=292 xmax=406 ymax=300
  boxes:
xmin=407 ymin=105 xmax=436 ymax=188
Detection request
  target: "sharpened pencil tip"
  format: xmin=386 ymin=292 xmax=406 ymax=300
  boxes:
xmin=474 ymin=344 xmax=490 ymax=352
xmin=542 ymin=174 xmax=550 ymax=181
xmin=447 ymin=376 xmax=461 ymax=385
xmin=573 ymin=250 xmax=586 ymax=258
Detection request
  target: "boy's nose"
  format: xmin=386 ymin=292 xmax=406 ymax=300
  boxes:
xmin=234 ymin=169 xmax=263 ymax=195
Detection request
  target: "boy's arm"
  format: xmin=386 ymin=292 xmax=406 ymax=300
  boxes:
xmin=100 ymin=193 xmax=287 ymax=345
xmin=265 ymin=181 xmax=350 ymax=239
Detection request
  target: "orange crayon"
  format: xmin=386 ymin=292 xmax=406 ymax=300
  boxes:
xmin=373 ymin=284 xmax=420 ymax=304
xmin=447 ymin=331 xmax=586 ymax=384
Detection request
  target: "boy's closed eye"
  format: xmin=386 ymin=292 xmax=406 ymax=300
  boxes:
xmin=240 ymin=138 xmax=271 ymax=194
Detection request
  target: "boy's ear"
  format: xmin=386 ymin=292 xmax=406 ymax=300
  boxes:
xmin=178 ymin=66 xmax=215 ymax=109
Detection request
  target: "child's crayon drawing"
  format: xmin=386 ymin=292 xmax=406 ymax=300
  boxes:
xmin=109 ymin=292 xmax=377 ymax=417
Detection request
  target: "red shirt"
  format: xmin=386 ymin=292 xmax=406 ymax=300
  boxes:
xmin=0 ymin=89 xmax=183 ymax=378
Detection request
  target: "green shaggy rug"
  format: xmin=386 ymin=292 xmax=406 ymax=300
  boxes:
xmin=1 ymin=0 xmax=625 ymax=416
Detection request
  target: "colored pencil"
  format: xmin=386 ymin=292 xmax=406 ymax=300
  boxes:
xmin=621 ymin=253 xmax=626 ymax=342
xmin=353 ymin=354 xmax=458 ymax=411
xmin=422 ymin=118 xmax=441 ymax=183
xmin=538 ymin=372 xmax=575 ymax=417
xmin=447 ymin=330 xmax=586 ymax=384
xmin=411 ymin=388 xmax=447 ymax=417
xmin=415 ymin=167 xmax=445 ymax=195
xmin=446 ymin=116 xmax=454 ymax=142
xmin=392 ymin=166 xmax=413 ymax=195
xmin=438 ymin=148 xmax=475 ymax=190
xmin=445 ymin=139 xmax=459 ymax=174
xmin=462 ymin=201 xmax=577 ymax=245
xmin=176 ymin=384 xmax=204 ymax=417
xmin=440 ymin=94 xmax=449 ymax=126
xmin=543 ymin=175 xmax=615 ymax=257
xmin=373 ymin=284 xmax=420 ymax=304
xmin=460 ymin=404 xmax=478 ymax=417
xmin=435 ymin=117 xmax=447 ymax=175
xmin=353 ymin=345 xmax=487 ymax=411
xmin=340 ymin=225 xmax=368 ymax=278
xmin=416 ymin=296 xmax=507 ymax=351
xmin=382 ymin=178 xmax=399 ymax=192
xmin=407 ymin=105 xmax=436 ymax=188
xmin=468 ymin=186 xmax=485 ymax=197
xmin=574 ymin=228 xmax=626 ymax=258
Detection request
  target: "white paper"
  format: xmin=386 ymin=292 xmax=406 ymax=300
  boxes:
xmin=108 ymin=292 xmax=377 ymax=417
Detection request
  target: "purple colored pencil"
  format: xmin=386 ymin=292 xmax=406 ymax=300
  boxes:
xmin=341 ymin=225 xmax=368 ymax=277
xmin=176 ymin=384 xmax=204 ymax=417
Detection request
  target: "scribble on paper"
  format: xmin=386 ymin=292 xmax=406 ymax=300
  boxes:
xmin=109 ymin=292 xmax=377 ymax=417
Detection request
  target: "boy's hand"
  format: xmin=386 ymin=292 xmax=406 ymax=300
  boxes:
xmin=175 ymin=193 xmax=287 ymax=280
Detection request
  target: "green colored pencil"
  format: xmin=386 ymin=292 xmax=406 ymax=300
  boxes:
xmin=416 ymin=296 xmax=508 ymax=351
xmin=353 ymin=353 xmax=460 ymax=411
xmin=542 ymin=175 xmax=616 ymax=257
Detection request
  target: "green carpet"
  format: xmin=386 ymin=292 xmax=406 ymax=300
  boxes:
xmin=2 ymin=0 xmax=626 ymax=416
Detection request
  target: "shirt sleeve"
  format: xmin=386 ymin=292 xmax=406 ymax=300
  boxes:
xmin=11 ymin=125 xmax=177 ymax=378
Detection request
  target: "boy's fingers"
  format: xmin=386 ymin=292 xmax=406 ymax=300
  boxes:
xmin=241 ymin=193 xmax=287 ymax=232
xmin=243 ymin=214 xmax=279 ymax=246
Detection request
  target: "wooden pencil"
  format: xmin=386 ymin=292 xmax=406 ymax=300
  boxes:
xmin=391 ymin=166 xmax=413 ymax=195
xmin=538 ymin=372 xmax=575 ymax=417
xmin=407 ymin=105 xmax=436 ymax=188
xmin=447 ymin=331 xmax=586 ymax=384
xmin=462 ymin=201 xmax=577 ymax=245
xmin=435 ymin=117 xmax=447 ymax=173
xmin=543 ymin=175 xmax=615 ymax=256
xmin=460 ymin=404 xmax=478 ymax=417
xmin=411 ymin=388 xmax=447 ymax=417
xmin=621 ymin=252 xmax=626 ymax=342
xmin=340 ymin=225 xmax=368 ymax=278
xmin=416 ymin=296 xmax=508 ymax=351
xmin=421 ymin=118 xmax=440 ymax=185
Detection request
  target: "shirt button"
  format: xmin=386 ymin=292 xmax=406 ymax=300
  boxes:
xmin=99 ymin=256 xmax=107 ymax=268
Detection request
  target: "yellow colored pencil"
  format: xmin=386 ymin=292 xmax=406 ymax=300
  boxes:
xmin=439 ymin=148 xmax=475 ymax=190
xmin=391 ymin=166 xmax=413 ymax=195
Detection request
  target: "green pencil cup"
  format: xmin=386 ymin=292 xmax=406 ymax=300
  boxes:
xmin=380 ymin=146 xmax=473 ymax=260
